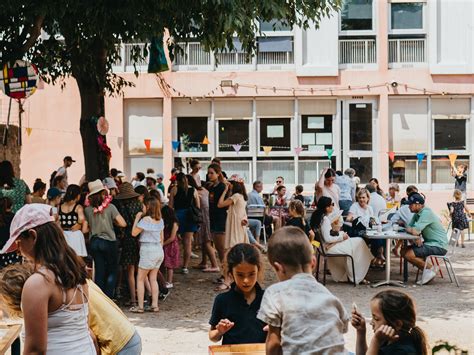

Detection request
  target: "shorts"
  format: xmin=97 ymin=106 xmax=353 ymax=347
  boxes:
xmin=138 ymin=243 xmax=164 ymax=270
xmin=210 ymin=214 xmax=226 ymax=233
xmin=175 ymin=208 xmax=199 ymax=234
xmin=412 ymin=244 xmax=447 ymax=259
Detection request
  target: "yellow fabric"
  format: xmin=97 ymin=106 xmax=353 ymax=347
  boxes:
xmin=87 ymin=280 xmax=135 ymax=354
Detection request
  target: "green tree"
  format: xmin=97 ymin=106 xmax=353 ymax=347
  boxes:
xmin=1 ymin=0 xmax=340 ymax=180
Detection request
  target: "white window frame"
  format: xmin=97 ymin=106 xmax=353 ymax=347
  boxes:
xmin=174 ymin=116 xmax=213 ymax=159
xmin=298 ymin=113 xmax=337 ymax=159
xmin=257 ymin=116 xmax=294 ymax=157
xmin=389 ymin=155 xmax=430 ymax=191
xmin=215 ymin=118 xmax=252 ymax=157
xmin=431 ymin=119 xmax=469 ymax=156
xmin=388 ymin=1 xmax=427 ymax=35
xmin=339 ymin=0 xmax=377 ymax=36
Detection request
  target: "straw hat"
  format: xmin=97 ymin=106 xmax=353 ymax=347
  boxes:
xmin=115 ymin=182 xmax=140 ymax=200
xmin=146 ymin=173 xmax=157 ymax=182
xmin=88 ymin=179 xmax=106 ymax=196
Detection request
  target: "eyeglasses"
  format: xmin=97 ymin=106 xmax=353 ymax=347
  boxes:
xmin=276 ymin=180 xmax=283 ymax=184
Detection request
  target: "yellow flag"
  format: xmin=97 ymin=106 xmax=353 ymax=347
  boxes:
xmin=263 ymin=146 xmax=272 ymax=155
xmin=448 ymin=154 xmax=457 ymax=167
xmin=26 ymin=127 xmax=33 ymax=136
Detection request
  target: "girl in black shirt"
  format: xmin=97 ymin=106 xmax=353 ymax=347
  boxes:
xmin=285 ymin=200 xmax=314 ymax=240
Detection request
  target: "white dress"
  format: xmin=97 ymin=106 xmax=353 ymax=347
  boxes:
xmin=321 ymin=216 xmax=373 ymax=284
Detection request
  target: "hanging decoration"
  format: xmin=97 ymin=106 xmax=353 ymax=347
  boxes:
xmin=97 ymin=116 xmax=109 ymax=135
xmin=0 ymin=60 xmax=39 ymax=99
xmin=97 ymin=135 xmax=112 ymax=158
xmin=172 ymin=140 xmax=180 ymax=151
xmin=388 ymin=151 xmax=395 ymax=162
xmin=202 ymin=136 xmax=210 ymax=145
xmin=294 ymin=147 xmax=303 ymax=156
xmin=263 ymin=146 xmax=272 ymax=155
xmin=326 ymin=148 xmax=334 ymax=160
xmin=147 ymin=35 xmax=169 ymax=73
xmin=232 ymin=144 xmax=242 ymax=154
xmin=26 ymin=127 xmax=33 ymax=136
xmin=448 ymin=154 xmax=458 ymax=167
xmin=117 ymin=137 xmax=123 ymax=149
xmin=144 ymin=139 xmax=151 ymax=152
xmin=416 ymin=153 xmax=425 ymax=166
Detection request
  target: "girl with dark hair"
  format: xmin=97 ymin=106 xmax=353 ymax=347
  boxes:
xmin=0 ymin=197 xmax=22 ymax=268
xmin=352 ymin=290 xmax=429 ymax=355
xmin=0 ymin=160 xmax=31 ymax=213
xmin=310 ymin=196 xmax=372 ymax=285
xmin=32 ymin=178 xmax=47 ymax=203
xmin=169 ymin=173 xmax=200 ymax=274
xmin=189 ymin=158 xmax=202 ymax=187
xmin=286 ymin=200 xmax=313 ymax=239
xmin=369 ymin=177 xmax=384 ymax=197
xmin=59 ymin=184 xmax=88 ymax=257
xmin=53 ymin=174 xmax=67 ymax=193
xmin=161 ymin=205 xmax=180 ymax=287
xmin=209 ymin=243 xmax=266 ymax=345
xmin=315 ymin=167 xmax=340 ymax=210
xmin=134 ymin=185 xmax=150 ymax=203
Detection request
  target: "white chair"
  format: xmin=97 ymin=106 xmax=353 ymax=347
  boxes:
xmin=416 ymin=228 xmax=461 ymax=287
xmin=247 ymin=207 xmax=267 ymax=245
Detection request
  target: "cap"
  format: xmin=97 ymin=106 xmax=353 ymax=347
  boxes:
xmin=47 ymin=187 xmax=62 ymax=200
xmin=146 ymin=173 xmax=157 ymax=182
xmin=156 ymin=173 xmax=164 ymax=180
xmin=1 ymin=204 xmax=55 ymax=253
xmin=103 ymin=177 xmax=118 ymax=190
xmin=117 ymin=172 xmax=126 ymax=178
xmin=408 ymin=193 xmax=425 ymax=205
xmin=64 ymin=156 xmax=76 ymax=162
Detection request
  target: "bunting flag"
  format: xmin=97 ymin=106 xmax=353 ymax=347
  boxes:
xmin=388 ymin=151 xmax=395 ymax=162
xmin=448 ymin=153 xmax=457 ymax=167
xmin=117 ymin=137 xmax=123 ymax=149
xmin=172 ymin=140 xmax=180 ymax=151
xmin=202 ymin=136 xmax=210 ymax=145
xmin=416 ymin=153 xmax=425 ymax=165
xmin=326 ymin=148 xmax=334 ymax=160
xmin=26 ymin=127 xmax=32 ymax=136
xmin=232 ymin=144 xmax=242 ymax=153
xmin=294 ymin=147 xmax=303 ymax=156
xmin=144 ymin=139 xmax=151 ymax=152
xmin=263 ymin=146 xmax=272 ymax=155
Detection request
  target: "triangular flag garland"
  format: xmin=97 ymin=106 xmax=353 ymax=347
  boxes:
xmin=172 ymin=141 xmax=180 ymax=151
xmin=144 ymin=139 xmax=151 ymax=152
xmin=117 ymin=137 xmax=123 ymax=149
xmin=294 ymin=147 xmax=303 ymax=156
xmin=448 ymin=153 xmax=457 ymax=167
xmin=232 ymin=144 xmax=242 ymax=153
xmin=26 ymin=127 xmax=32 ymax=136
xmin=416 ymin=153 xmax=425 ymax=165
xmin=202 ymin=136 xmax=210 ymax=145
xmin=263 ymin=146 xmax=272 ymax=155
xmin=326 ymin=148 xmax=334 ymax=160
xmin=388 ymin=151 xmax=395 ymax=162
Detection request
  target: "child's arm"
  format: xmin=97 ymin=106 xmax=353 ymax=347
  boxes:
xmin=208 ymin=319 xmax=235 ymax=342
xmin=162 ymin=223 xmax=178 ymax=246
xmin=131 ymin=212 xmax=144 ymax=237
xmin=266 ymin=325 xmax=283 ymax=355
xmin=351 ymin=308 xmax=368 ymax=355
xmin=366 ymin=325 xmax=399 ymax=355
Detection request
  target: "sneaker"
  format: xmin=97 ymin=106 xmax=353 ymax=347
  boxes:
xmin=180 ymin=268 xmax=189 ymax=274
xmin=190 ymin=252 xmax=199 ymax=259
xmin=420 ymin=267 xmax=437 ymax=285
xmin=159 ymin=291 xmax=169 ymax=301
xmin=166 ymin=282 xmax=174 ymax=289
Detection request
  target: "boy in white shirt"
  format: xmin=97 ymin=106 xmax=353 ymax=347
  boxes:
xmin=257 ymin=227 xmax=349 ymax=355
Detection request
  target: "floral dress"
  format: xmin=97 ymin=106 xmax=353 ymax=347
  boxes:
xmin=163 ymin=225 xmax=180 ymax=269
xmin=0 ymin=178 xmax=31 ymax=213
xmin=115 ymin=199 xmax=143 ymax=266
xmin=449 ymin=201 xmax=469 ymax=230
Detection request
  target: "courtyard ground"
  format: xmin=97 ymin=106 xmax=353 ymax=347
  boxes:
xmin=128 ymin=240 xmax=474 ymax=354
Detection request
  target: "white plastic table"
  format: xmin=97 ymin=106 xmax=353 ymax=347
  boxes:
xmin=365 ymin=230 xmax=420 ymax=288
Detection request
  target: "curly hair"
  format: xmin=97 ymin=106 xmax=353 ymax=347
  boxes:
xmin=0 ymin=263 xmax=35 ymax=317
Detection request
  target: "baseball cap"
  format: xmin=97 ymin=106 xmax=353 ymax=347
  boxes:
xmin=64 ymin=156 xmax=76 ymax=162
xmin=103 ymin=177 xmax=118 ymax=190
xmin=156 ymin=173 xmax=164 ymax=180
xmin=1 ymin=204 xmax=55 ymax=253
xmin=47 ymin=187 xmax=62 ymax=200
xmin=408 ymin=193 xmax=425 ymax=205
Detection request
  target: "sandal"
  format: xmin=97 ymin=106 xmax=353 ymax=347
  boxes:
xmin=359 ymin=279 xmax=371 ymax=285
xmin=202 ymin=267 xmax=220 ymax=273
xmin=125 ymin=300 xmax=137 ymax=307
xmin=214 ymin=283 xmax=230 ymax=292
xmin=146 ymin=306 xmax=160 ymax=313
xmin=192 ymin=264 xmax=208 ymax=270
xmin=129 ymin=306 xmax=144 ymax=313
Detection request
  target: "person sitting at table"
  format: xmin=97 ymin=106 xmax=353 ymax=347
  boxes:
xmin=310 ymin=196 xmax=372 ymax=285
xmin=390 ymin=186 xmax=419 ymax=256
xmin=366 ymin=184 xmax=386 ymax=218
xmin=269 ymin=185 xmax=289 ymax=229
xmin=248 ymin=180 xmax=277 ymax=233
xmin=385 ymin=183 xmax=401 ymax=208
xmin=401 ymin=193 xmax=449 ymax=285
xmin=286 ymin=200 xmax=314 ymax=240
xmin=315 ymin=168 xmax=341 ymax=211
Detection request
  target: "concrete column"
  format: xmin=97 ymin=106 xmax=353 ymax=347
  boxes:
xmin=378 ymin=93 xmax=390 ymax=187
xmin=162 ymin=96 xmax=173 ymax=189
xmin=376 ymin=0 xmax=389 ymax=73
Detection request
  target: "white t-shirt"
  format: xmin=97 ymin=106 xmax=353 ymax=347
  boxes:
xmin=369 ymin=192 xmax=387 ymax=217
xmin=257 ymin=273 xmax=349 ymax=355
xmin=349 ymin=203 xmax=374 ymax=219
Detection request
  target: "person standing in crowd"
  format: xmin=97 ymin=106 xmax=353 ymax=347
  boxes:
xmin=335 ymin=168 xmax=356 ymax=215
xmin=316 ymin=168 xmax=341 ymax=211
xmin=146 ymin=173 xmax=158 ymax=191
xmin=85 ymin=179 xmax=126 ymax=298
xmin=131 ymin=172 xmax=146 ymax=188
xmin=292 ymin=185 xmax=305 ymax=204
xmin=190 ymin=159 xmax=202 ymax=187
xmin=46 ymin=187 xmax=63 ymax=222
xmin=131 ymin=197 xmax=165 ymax=313
xmin=0 ymin=160 xmax=31 ymax=213
xmin=448 ymin=189 xmax=470 ymax=248
xmin=55 ymin=156 xmax=75 ymax=189
xmin=103 ymin=177 xmax=119 ymax=197
xmin=52 ymin=174 xmax=67 ymax=194
xmin=0 ymin=204 xmax=96 ymax=354
xmin=0 ymin=197 xmax=22 ymax=268
xmin=156 ymin=173 xmax=165 ymax=194
xmin=161 ymin=205 xmax=180 ymax=288
xmin=386 ymin=183 xmax=401 ymax=208
xmin=451 ymin=164 xmax=468 ymax=200
xmin=31 ymin=178 xmax=47 ymax=204
xmin=114 ymin=182 xmax=145 ymax=306
xmin=366 ymin=183 xmax=387 ymax=218
xmin=58 ymin=184 xmax=88 ymax=258
xmin=134 ymin=185 xmax=150 ymax=203
xmin=369 ymin=177 xmax=384 ymax=197
xmin=310 ymin=196 xmax=372 ymax=285
xmin=169 ymin=173 xmax=200 ymax=274
xmin=211 ymin=157 xmax=228 ymax=179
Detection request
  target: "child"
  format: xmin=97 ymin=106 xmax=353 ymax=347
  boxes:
xmin=351 ymin=290 xmax=428 ymax=355
xmin=131 ymin=197 xmax=164 ymax=313
xmin=161 ymin=205 xmax=180 ymax=288
xmin=257 ymin=227 xmax=349 ymax=354
xmin=209 ymin=243 xmax=266 ymax=344
xmin=451 ymin=164 xmax=468 ymax=200
xmin=293 ymin=185 xmax=305 ymax=204
xmin=285 ymin=200 xmax=314 ymax=240
xmin=47 ymin=187 xmax=63 ymax=222
xmin=448 ymin=189 xmax=471 ymax=248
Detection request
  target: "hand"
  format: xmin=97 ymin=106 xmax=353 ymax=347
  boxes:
xmin=373 ymin=325 xmax=399 ymax=345
xmin=216 ymin=319 xmax=235 ymax=336
xmin=135 ymin=212 xmax=143 ymax=221
xmin=351 ymin=309 xmax=366 ymax=332
xmin=415 ymin=238 xmax=423 ymax=247
xmin=343 ymin=233 xmax=349 ymax=240
xmin=263 ymin=325 xmax=269 ymax=332
xmin=241 ymin=219 xmax=248 ymax=227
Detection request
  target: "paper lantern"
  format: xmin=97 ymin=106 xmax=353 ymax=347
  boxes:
xmin=97 ymin=116 xmax=109 ymax=135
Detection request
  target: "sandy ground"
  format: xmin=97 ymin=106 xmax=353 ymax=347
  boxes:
xmin=127 ymin=241 xmax=474 ymax=355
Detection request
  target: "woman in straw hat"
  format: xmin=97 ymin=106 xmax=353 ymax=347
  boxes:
xmin=84 ymin=179 xmax=126 ymax=298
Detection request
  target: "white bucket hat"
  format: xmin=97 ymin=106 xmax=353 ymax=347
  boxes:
xmin=88 ymin=179 xmax=106 ymax=196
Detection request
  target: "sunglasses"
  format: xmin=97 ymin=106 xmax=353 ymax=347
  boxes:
xmin=276 ymin=180 xmax=283 ymax=184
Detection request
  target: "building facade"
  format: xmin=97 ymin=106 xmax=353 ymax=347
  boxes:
xmin=1 ymin=0 xmax=473 ymax=213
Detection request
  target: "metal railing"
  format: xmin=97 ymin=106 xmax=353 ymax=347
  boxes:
xmin=174 ymin=42 xmax=211 ymax=66
xmin=339 ymin=39 xmax=376 ymax=64
xmin=388 ymin=38 xmax=426 ymax=63
xmin=215 ymin=52 xmax=251 ymax=66
xmin=257 ymin=51 xmax=294 ymax=65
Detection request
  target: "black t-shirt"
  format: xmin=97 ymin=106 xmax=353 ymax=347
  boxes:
xmin=208 ymin=182 xmax=227 ymax=220
xmin=294 ymin=195 xmax=305 ymax=204
xmin=0 ymin=212 xmax=14 ymax=249
xmin=454 ymin=173 xmax=467 ymax=192
xmin=286 ymin=217 xmax=311 ymax=236
xmin=209 ymin=282 xmax=266 ymax=345
xmin=379 ymin=336 xmax=419 ymax=355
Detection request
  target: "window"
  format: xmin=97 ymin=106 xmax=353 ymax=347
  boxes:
xmin=389 ymin=156 xmax=427 ymax=184
xmin=389 ymin=99 xmax=428 ymax=152
xmin=350 ymin=157 xmax=372 ymax=183
xmin=391 ymin=3 xmax=423 ymax=30
xmin=220 ymin=160 xmax=252 ymax=183
xmin=257 ymin=159 xmax=295 ymax=184
xmin=177 ymin=117 xmax=208 ymax=152
xmin=301 ymin=115 xmax=333 ymax=151
xmin=349 ymin=103 xmax=372 ymax=151
xmin=434 ymin=120 xmax=467 ymax=151
xmin=432 ymin=156 xmax=469 ymax=184
xmin=259 ymin=118 xmax=291 ymax=152
xmin=218 ymin=120 xmax=250 ymax=152
xmin=260 ymin=20 xmax=292 ymax=32
xmin=298 ymin=159 xmax=331 ymax=184
xmin=341 ymin=0 xmax=373 ymax=31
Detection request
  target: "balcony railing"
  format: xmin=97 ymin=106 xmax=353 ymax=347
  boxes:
xmin=339 ymin=39 xmax=376 ymax=64
xmin=174 ymin=42 xmax=211 ymax=66
xmin=257 ymin=51 xmax=294 ymax=65
xmin=124 ymin=43 xmax=148 ymax=67
xmin=215 ymin=52 xmax=251 ymax=66
xmin=388 ymin=38 xmax=426 ymax=64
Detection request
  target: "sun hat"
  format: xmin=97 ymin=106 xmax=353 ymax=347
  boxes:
xmin=47 ymin=187 xmax=62 ymax=200
xmin=115 ymin=182 xmax=140 ymax=200
xmin=408 ymin=193 xmax=425 ymax=205
xmin=1 ymin=204 xmax=55 ymax=254
xmin=88 ymin=179 xmax=106 ymax=196
xmin=146 ymin=173 xmax=157 ymax=182
xmin=103 ymin=177 xmax=118 ymax=190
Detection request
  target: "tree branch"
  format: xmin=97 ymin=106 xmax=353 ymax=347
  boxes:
xmin=20 ymin=13 xmax=46 ymax=53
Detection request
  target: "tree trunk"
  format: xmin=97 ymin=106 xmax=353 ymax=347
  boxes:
xmin=76 ymin=79 xmax=109 ymax=181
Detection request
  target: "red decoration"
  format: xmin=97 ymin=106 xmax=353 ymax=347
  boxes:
xmin=388 ymin=152 xmax=395 ymax=162
xmin=97 ymin=135 xmax=112 ymax=158
xmin=144 ymin=139 xmax=151 ymax=152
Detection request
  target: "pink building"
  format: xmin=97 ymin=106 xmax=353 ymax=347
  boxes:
xmin=2 ymin=0 xmax=473 ymax=214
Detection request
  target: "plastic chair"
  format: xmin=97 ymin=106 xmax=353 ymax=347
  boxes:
xmin=313 ymin=229 xmax=357 ymax=287
xmin=247 ymin=207 xmax=267 ymax=245
xmin=415 ymin=228 xmax=461 ymax=287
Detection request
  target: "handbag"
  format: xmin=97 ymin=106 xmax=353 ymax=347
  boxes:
xmin=187 ymin=188 xmax=202 ymax=224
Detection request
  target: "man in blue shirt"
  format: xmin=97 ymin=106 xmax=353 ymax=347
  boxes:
xmin=248 ymin=181 xmax=276 ymax=236
xmin=335 ymin=169 xmax=356 ymax=215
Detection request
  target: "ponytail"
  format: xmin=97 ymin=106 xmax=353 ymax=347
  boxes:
xmin=409 ymin=326 xmax=429 ymax=355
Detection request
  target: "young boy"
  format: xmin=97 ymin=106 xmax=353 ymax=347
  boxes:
xmin=293 ymin=185 xmax=305 ymax=204
xmin=257 ymin=227 xmax=349 ymax=354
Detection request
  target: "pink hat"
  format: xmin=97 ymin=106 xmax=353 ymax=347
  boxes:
xmin=1 ymin=204 xmax=55 ymax=254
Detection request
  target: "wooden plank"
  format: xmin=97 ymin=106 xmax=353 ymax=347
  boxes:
xmin=0 ymin=324 xmax=22 ymax=354
xmin=209 ymin=343 xmax=265 ymax=355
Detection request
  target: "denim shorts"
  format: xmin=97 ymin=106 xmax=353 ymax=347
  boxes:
xmin=412 ymin=244 xmax=447 ymax=259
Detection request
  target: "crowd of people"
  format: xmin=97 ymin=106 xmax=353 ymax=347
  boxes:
xmin=0 ymin=156 xmax=470 ymax=353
